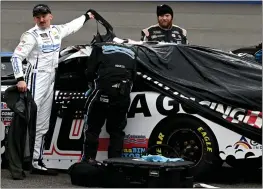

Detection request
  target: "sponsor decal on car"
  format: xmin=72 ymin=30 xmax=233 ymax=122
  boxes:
xmin=122 ymin=134 xmax=148 ymax=158
xmin=1 ymin=102 xmax=9 ymax=110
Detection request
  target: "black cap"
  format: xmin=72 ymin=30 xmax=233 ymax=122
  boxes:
xmin=157 ymin=4 xmax=173 ymax=18
xmin=33 ymin=4 xmax=51 ymax=17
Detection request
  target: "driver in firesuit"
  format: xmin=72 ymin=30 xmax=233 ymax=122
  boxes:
xmin=81 ymin=43 xmax=137 ymax=163
xmin=141 ymin=4 xmax=188 ymax=44
xmin=10 ymin=4 xmax=94 ymax=175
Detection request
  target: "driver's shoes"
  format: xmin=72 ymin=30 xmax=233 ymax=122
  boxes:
xmin=30 ymin=159 xmax=58 ymax=176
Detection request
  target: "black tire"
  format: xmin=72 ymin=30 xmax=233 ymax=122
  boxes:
xmin=148 ymin=114 xmax=223 ymax=180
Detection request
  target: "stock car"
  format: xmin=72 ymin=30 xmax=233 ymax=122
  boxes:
xmin=230 ymin=43 xmax=262 ymax=64
xmin=1 ymin=11 xmax=262 ymax=178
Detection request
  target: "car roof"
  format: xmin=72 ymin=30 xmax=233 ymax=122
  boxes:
xmin=0 ymin=52 xmax=13 ymax=57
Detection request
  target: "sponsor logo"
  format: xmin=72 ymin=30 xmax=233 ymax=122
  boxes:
xmin=115 ymin=64 xmax=125 ymax=68
xmin=42 ymin=44 xmax=60 ymax=53
xmin=3 ymin=121 xmax=11 ymax=126
xmin=1 ymin=111 xmax=13 ymax=116
xmin=234 ymin=136 xmax=252 ymax=149
xmin=1 ymin=102 xmax=9 ymax=110
xmin=122 ymin=135 xmax=147 ymax=158
xmin=1 ymin=117 xmax=12 ymax=122
xmin=16 ymin=46 xmax=22 ymax=51
xmin=153 ymin=30 xmax=162 ymax=34
xmin=40 ymin=33 xmax=48 ymax=38
xmin=172 ymin=31 xmax=179 ymax=34
xmin=51 ymin=31 xmax=59 ymax=39
xmin=124 ymin=134 xmax=147 ymax=145
xmin=122 ymin=147 xmax=146 ymax=158
xmin=249 ymin=140 xmax=262 ymax=149
xmin=52 ymin=31 xmax=57 ymax=35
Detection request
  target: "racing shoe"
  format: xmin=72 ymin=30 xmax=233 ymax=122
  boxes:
xmin=31 ymin=159 xmax=58 ymax=176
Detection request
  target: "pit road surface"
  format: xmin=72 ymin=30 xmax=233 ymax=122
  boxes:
xmin=1 ymin=1 xmax=262 ymax=188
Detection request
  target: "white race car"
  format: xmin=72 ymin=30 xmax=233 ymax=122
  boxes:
xmin=1 ymin=10 xmax=262 ymax=179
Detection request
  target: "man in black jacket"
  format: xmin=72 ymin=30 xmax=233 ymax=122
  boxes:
xmin=81 ymin=43 xmax=137 ymax=161
xmin=141 ymin=4 xmax=188 ymax=44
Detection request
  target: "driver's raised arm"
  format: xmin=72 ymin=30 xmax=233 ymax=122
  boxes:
xmin=55 ymin=11 xmax=94 ymax=39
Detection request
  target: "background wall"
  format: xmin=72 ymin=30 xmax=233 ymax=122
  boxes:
xmin=1 ymin=1 xmax=262 ymax=52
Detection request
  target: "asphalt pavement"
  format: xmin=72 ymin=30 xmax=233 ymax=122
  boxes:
xmin=1 ymin=1 xmax=262 ymax=188
xmin=1 ymin=165 xmax=262 ymax=188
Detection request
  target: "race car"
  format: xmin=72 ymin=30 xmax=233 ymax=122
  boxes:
xmin=1 ymin=11 xmax=262 ymax=179
xmin=231 ymin=43 xmax=262 ymax=64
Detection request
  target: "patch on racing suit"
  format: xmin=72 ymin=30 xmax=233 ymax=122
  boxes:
xmin=100 ymin=95 xmax=109 ymax=103
xmin=40 ymin=33 xmax=48 ymax=38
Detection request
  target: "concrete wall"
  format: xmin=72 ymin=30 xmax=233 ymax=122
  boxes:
xmin=1 ymin=1 xmax=262 ymax=52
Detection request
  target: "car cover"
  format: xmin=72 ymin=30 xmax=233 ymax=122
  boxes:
xmin=132 ymin=44 xmax=261 ymax=110
xmin=126 ymin=43 xmax=262 ymax=144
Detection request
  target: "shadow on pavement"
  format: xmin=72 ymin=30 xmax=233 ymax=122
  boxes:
xmin=197 ymin=165 xmax=262 ymax=185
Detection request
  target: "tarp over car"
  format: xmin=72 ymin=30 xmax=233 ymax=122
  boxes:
xmin=127 ymin=43 xmax=262 ymax=143
xmin=132 ymin=44 xmax=261 ymax=111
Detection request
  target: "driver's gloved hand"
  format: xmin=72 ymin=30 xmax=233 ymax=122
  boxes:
xmin=84 ymin=10 xmax=95 ymax=22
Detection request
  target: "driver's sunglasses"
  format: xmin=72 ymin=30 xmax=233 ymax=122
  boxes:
xmin=33 ymin=6 xmax=51 ymax=16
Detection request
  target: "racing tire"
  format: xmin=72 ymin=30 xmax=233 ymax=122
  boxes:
xmin=148 ymin=114 xmax=223 ymax=181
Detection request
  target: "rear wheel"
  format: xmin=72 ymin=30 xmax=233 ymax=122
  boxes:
xmin=148 ymin=114 xmax=223 ymax=180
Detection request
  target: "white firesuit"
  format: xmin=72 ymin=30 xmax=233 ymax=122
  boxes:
xmin=11 ymin=15 xmax=87 ymax=161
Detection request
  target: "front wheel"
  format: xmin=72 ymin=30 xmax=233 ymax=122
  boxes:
xmin=148 ymin=114 xmax=223 ymax=180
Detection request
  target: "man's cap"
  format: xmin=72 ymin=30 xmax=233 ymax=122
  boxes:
xmin=33 ymin=4 xmax=51 ymax=17
xmin=157 ymin=4 xmax=173 ymax=18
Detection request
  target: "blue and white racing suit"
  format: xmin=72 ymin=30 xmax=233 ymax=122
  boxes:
xmin=11 ymin=14 xmax=90 ymax=162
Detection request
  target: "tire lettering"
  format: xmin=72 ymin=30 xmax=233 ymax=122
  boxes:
xmin=197 ymin=127 xmax=213 ymax=152
xmin=156 ymin=132 xmax=165 ymax=154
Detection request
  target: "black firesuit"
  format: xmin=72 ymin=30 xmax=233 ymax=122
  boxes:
xmin=140 ymin=24 xmax=188 ymax=44
xmin=82 ymin=43 xmax=137 ymax=159
xmin=4 ymin=86 xmax=37 ymax=180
